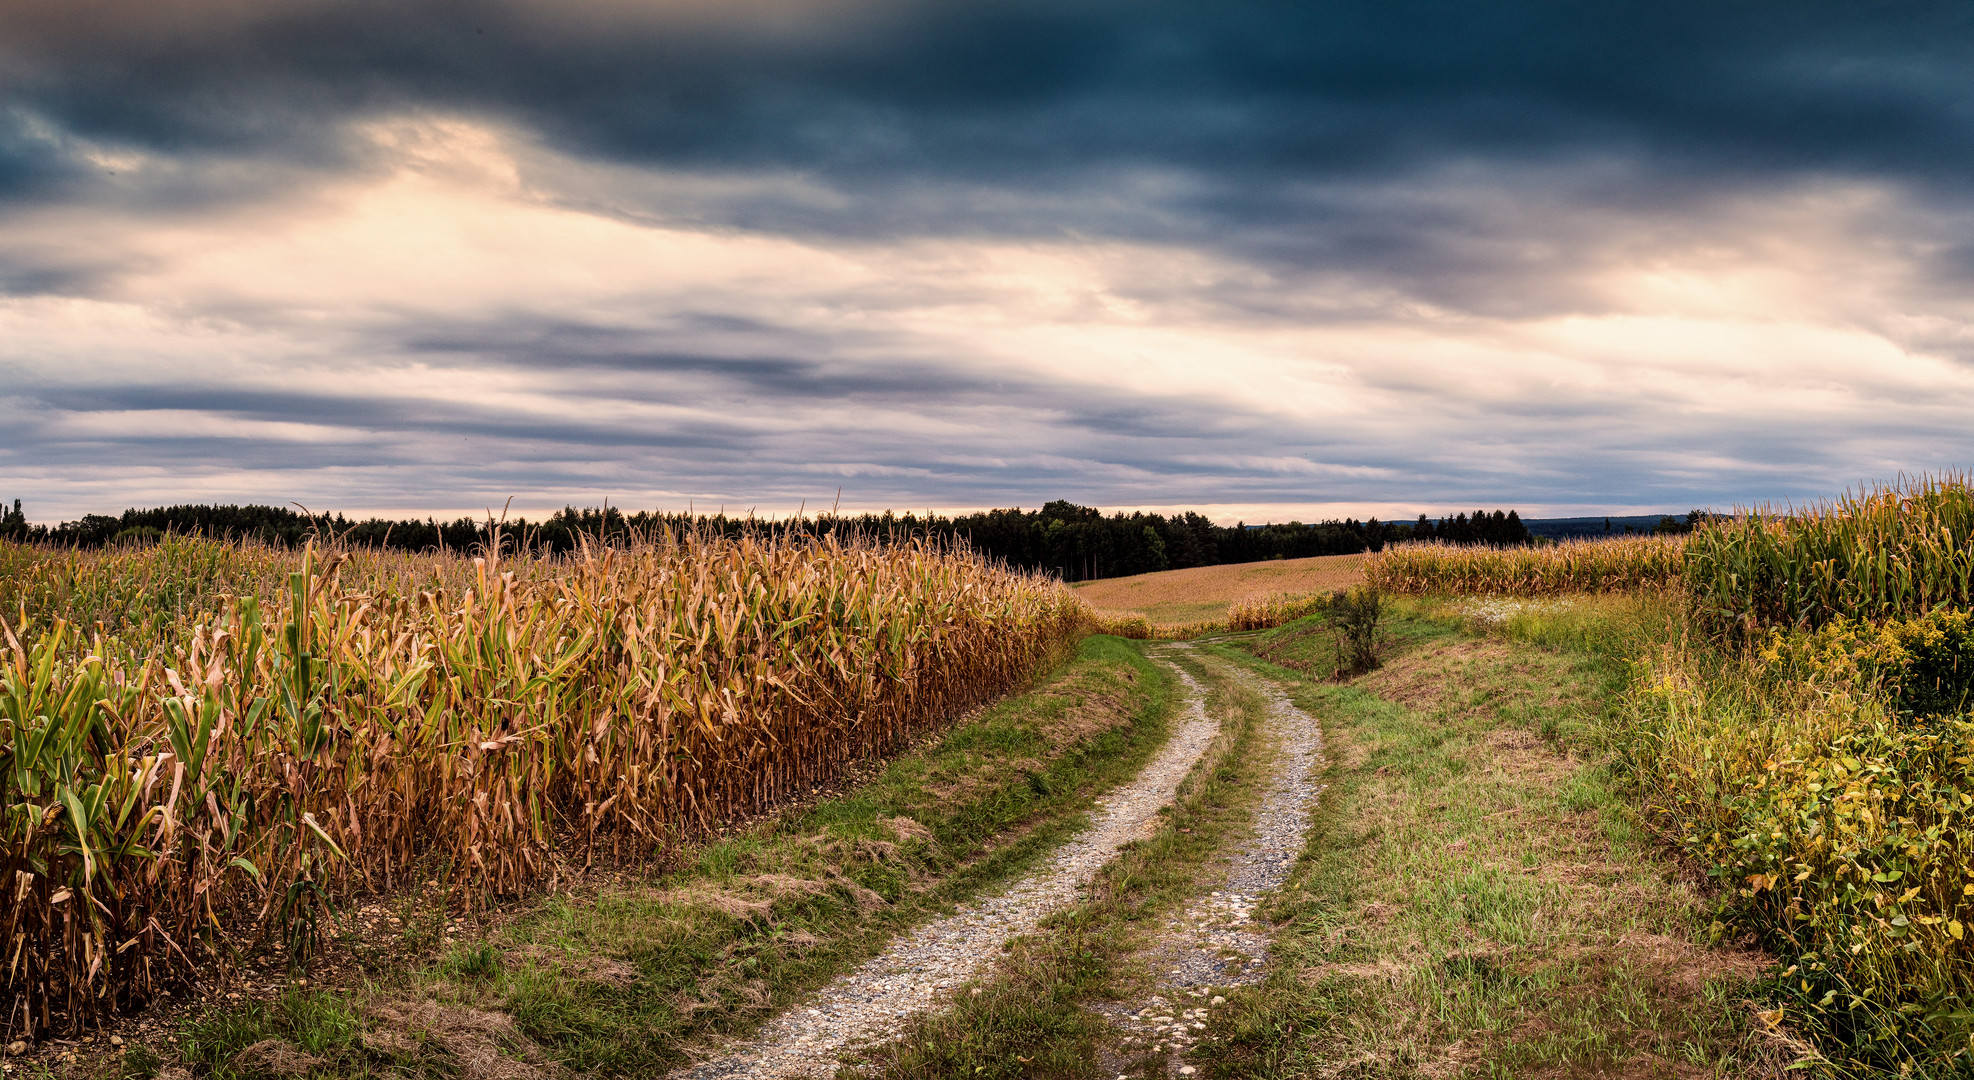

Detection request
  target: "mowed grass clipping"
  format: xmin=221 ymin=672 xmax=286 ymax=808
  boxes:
xmin=1071 ymin=554 xmax=1364 ymax=627
xmin=0 ymin=529 xmax=1083 ymax=1037
xmin=169 ymin=635 xmax=1176 ymax=1079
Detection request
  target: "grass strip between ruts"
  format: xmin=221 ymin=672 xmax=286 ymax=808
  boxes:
xmin=847 ymin=645 xmax=1275 ymax=1080
xmin=151 ymin=633 xmax=1177 ymax=1080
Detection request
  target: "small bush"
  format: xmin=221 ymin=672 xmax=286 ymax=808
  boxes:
xmin=1879 ymin=609 xmax=1974 ymax=718
xmin=1327 ymin=586 xmax=1385 ymax=677
xmin=1764 ymin=608 xmax=1974 ymax=721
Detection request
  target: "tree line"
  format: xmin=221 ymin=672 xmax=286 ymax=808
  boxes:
xmin=0 ymin=498 xmax=1533 ymax=582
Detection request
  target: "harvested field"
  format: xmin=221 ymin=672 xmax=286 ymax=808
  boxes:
xmin=1070 ymin=554 xmax=1365 ymax=626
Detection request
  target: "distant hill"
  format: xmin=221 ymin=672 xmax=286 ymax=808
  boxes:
xmin=1522 ymin=514 xmax=1690 ymax=540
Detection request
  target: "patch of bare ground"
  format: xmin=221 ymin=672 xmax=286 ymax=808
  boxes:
xmin=502 ymin=945 xmax=643 ymax=988
xmin=1356 ymin=637 xmax=1516 ymax=711
xmin=1475 ymin=727 xmax=1576 ymax=784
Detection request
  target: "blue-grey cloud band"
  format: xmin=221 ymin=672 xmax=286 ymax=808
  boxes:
xmin=3 ymin=0 xmax=1973 ymax=520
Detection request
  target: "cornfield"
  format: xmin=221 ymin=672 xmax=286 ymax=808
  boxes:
xmin=0 ymin=530 xmax=1082 ymax=1038
xmin=1086 ymin=612 xmax=1156 ymax=640
xmin=1225 ymin=592 xmax=1330 ymax=631
xmin=1685 ymin=473 xmax=1974 ymax=632
xmin=1365 ymin=536 xmax=1685 ymax=595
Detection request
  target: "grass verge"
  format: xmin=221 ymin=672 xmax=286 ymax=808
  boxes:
xmin=1207 ymin=607 xmax=1775 ymax=1078
xmin=147 ymin=634 xmax=1176 ymax=1080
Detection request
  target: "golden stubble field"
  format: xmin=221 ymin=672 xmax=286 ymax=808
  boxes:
xmin=1070 ymin=553 xmax=1365 ymax=625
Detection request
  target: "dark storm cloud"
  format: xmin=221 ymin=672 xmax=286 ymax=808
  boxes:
xmin=5 ymin=1 xmax=1974 ymax=520
xmin=2 ymin=0 xmax=1966 ymax=350
xmin=9 ymin=1 xmax=1974 ymax=221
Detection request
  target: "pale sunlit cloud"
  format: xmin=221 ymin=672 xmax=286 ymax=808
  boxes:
xmin=5 ymin=2 xmax=1974 ymax=523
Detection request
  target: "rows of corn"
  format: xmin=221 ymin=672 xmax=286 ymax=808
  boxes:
xmin=1683 ymin=472 xmax=1974 ymax=632
xmin=1625 ymin=478 xmax=1974 ymax=1070
xmin=1225 ymin=591 xmax=1331 ymax=631
xmin=1084 ymin=592 xmax=1330 ymax=640
xmin=0 ymin=531 xmax=1083 ymax=1038
xmin=1364 ymin=534 xmax=1685 ymax=595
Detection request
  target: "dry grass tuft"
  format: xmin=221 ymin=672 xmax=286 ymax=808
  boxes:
xmin=366 ymin=999 xmax=562 ymax=1080
xmin=501 ymin=945 xmax=642 ymax=988
xmin=227 ymin=1037 xmax=325 ymax=1078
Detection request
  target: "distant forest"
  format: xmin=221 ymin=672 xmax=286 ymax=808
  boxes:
xmin=0 ymin=498 xmax=1538 ymax=583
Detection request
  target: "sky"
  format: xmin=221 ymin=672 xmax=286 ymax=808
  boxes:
xmin=5 ymin=0 xmax=1974 ymax=525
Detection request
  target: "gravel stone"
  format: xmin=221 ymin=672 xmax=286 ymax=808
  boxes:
xmin=1101 ymin=651 xmax=1325 ymax=1073
xmin=675 ymin=655 xmax=1224 ymax=1080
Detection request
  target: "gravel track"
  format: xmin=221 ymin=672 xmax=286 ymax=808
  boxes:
xmin=675 ymin=655 xmax=1223 ymax=1080
xmin=1101 ymin=654 xmax=1325 ymax=1068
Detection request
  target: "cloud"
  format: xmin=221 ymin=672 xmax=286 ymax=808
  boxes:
xmin=5 ymin=3 xmax=1974 ymax=521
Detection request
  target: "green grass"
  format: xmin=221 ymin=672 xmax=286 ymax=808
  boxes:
xmin=172 ymin=992 xmax=369 ymax=1080
xmin=158 ymin=634 xmax=1177 ymax=1079
xmin=849 ymin=645 xmax=1276 ymax=1079
xmin=1199 ymin=610 xmax=1771 ymax=1077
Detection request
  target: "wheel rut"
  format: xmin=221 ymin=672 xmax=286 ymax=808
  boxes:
xmin=675 ymin=651 xmax=1223 ymax=1080
xmin=1100 ymin=649 xmax=1326 ymax=1073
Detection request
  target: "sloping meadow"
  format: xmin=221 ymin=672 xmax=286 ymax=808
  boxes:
xmin=0 ymin=531 xmax=1083 ymax=1039
xmin=1365 ymin=480 xmax=1974 ymax=1072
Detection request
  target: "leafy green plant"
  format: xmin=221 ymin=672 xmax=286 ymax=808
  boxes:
xmin=1326 ymin=585 xmax=1385 ymax=677
xmin=1619 ymin=614 xmax=1974 ymax=1071
xmin=1684 ymin=472 xmax=1974 ymax=634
